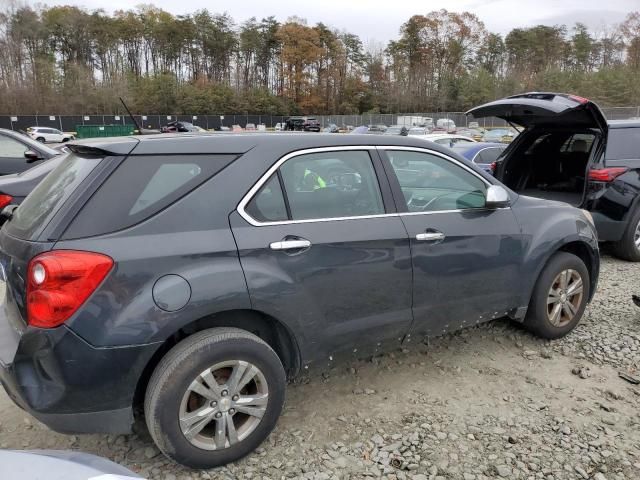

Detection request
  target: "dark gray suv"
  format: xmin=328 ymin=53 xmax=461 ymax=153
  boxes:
xmin=0 ymin=134 xmax=599 ymax=468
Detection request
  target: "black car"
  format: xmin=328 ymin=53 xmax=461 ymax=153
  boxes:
xmin=284 ymin=116 xmax=320 ymax=132
xmin=0 ymin=128 xmax=60 ymax=175
xmin=468 ymin=92 xmax=640 ymax=261
xmin=161 ymin=121 xmax=200 ymax=133
xmin=0 ymin=133 xmax=598 ymax=469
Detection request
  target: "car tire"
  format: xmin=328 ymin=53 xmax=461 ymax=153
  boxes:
xmin=36 ymin=137 xmax=45 ymax=143
xmin=144 ymin=327 xmax=286 ymax=469
xmin=523 ymin=252 xmax=590 ymax=339
xmin=612 ymin=208 xmax=640 ymax=262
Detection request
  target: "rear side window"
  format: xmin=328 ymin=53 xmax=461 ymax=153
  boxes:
xmin=606 ymin=129 xmax=640 ymax=160
xmin=245 ymin=174 xmax=288 ymax=222
xmin=476 ymin=148 xmax=503 ymax=164
xmin=5 ymin=153 xmax=102 ymax=239
xmin=63 ymin=154 xmax=237 ymax=239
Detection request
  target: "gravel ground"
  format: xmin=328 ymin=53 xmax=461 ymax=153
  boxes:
xmin=1 ymin=252 xmax=639 ymax=480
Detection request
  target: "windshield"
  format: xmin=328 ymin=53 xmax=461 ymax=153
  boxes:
xmin=5 ymin=153 xmax=102 ymax=240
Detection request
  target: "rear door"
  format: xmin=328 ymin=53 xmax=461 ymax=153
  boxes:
xmin=379 ymin=146 xmax=524 ymax=337
xmin=230 ymin=147 xmax=413 ymax=362
xmin=466 ymin=93 xmax=607 ymax=132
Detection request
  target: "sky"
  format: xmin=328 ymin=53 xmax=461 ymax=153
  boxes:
xmin=16 ymin=0 xmax=640 ymax=45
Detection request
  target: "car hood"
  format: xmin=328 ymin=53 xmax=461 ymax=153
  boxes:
xmin=466 ymin=92 xmax=607 ymax=131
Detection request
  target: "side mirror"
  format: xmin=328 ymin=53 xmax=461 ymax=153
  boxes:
xmin=485 ymin=185 xmax=510 ymax=209
xmin=24 ymin=150 xmax=42 ymax=163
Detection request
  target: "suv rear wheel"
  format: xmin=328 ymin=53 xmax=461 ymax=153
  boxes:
xmin=144 ymin=327 xmax=286 ymax=469
xmin=612 ymin=208 xmax=640 ymax=262
xmin=523 ymin=252 xmax=590 ymax=339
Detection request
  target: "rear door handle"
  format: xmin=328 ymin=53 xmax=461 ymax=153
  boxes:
xmin=416 ymin=232 xmax=445 ymax=242
xmin=269 ymin=239 xmax=312 ymax=250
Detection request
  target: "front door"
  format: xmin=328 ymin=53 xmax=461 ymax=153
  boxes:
xmin=380 ymin=147 xmax=524 ymax=338
xmin=230 ymin=147 xmax=413 ymax=364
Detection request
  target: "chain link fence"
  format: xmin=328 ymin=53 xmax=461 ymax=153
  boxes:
xmin=1 ymin=107 xmax=639 ymax=132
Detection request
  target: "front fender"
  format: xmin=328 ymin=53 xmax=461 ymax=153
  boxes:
xmin=512 ymin=196 xmax=599 ymax=308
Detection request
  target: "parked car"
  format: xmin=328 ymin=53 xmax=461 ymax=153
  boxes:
xmin=0 ymin=156 xmax=64 ymax=222
xmin=0 ymin=128 xmax=60 ymax=175
xmin=231 ymin=124 xmax=243 ymax=132
xmin=0 ymin=133 xmax=598 ymax=469
xmin=407 ymin=127 xmax=429 ymax=136
xmin=284 ymin=117 xmax=321 ymax=132
xmin=421 ymin=133 xmax=476 ymax=147
xmin=0 ymin=449 xmax=142 ymax=480
xmin=467 ymin=91 xmax=640 ymax=261
xmin=435 ymin=118 xmax=456 ymax=131
xmin=452 ymin=142 xmax=507 ymax=175
xmin=161 ymin=121 xmax=200 ymax=133
xmin=26 ymin=126 xmax=74 ymax=143
xmin=483 ymin=128 xmax=517 ymax=143
xmin=274 ymin=123 xmax=283 ymax=131
xmin=384 ymin=125 xmax=409 ymax=136
xmin=323 ymin=123 xmax=340 ymax=133
xmin=245 ymin=123 xmax=257 ymax=132
xmin=456 ymin=128 xmax=485 ymax=141
xmin=257 ymin=124 xmax=267 ymax=132
xmin=368 ymin=124 xmax=388 ymax=133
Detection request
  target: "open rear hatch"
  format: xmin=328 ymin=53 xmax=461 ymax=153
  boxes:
xmin=466 ymin=93 xmax=608 ymax=208
xmin=466 ymin=92 xmax=607 ymax=131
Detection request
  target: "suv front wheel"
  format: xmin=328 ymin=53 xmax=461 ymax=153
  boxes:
xmin=612 ymin=208 xmax=640 ymax=262
xmin=523 ymin=252 xmax=590 ymax=339
xmin=144 ymin=327 xmax=286 ymax=469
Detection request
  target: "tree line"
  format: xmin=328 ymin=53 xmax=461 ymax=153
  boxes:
xmin=0 ymin=5 xmax=639 ymax=115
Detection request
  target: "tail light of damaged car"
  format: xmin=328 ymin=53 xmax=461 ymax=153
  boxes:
xmin=0 ymin=134 xmax=599 ymax=470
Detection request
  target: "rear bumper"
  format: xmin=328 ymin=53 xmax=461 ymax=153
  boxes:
xmin=592 ymin=212 xmax=626 ymax=242
xmin=0 ymin=323 xmax=160 ymax=434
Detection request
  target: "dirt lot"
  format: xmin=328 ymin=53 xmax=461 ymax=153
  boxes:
xmin=1 ymin=252 xmax=639 ymax=480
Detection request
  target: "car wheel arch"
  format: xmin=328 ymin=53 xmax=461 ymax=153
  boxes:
xmin=527 ymin=239 xmax=598 ymax=307
xmin=132 ymin=309 xmax=301 ymax=407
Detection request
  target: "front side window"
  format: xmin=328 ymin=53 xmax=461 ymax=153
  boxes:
xmin=386 ymin=150 xmax=487 ymax=212
xmin=244 ymin=150 xmax=385 ymax=223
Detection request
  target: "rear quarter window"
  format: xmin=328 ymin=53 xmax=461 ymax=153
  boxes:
xmin=606 ymin=128 xmax=640 ymax=161
xmin=62 ymin=154 xmax=237 ymax=239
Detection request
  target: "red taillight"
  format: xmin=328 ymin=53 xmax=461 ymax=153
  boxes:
xmin=0 ymin=194 xmax=13 ymax=209
xmin=27 ymin=250 xmax=114 ymax=328
xmin=490 ymin=162 xmax=497 ymax=173
xmin=588 ymin=167 xmax=628 ymax=182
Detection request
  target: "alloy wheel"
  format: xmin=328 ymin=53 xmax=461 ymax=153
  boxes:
xmin=546 ymin=269 xmax=584 ymax=327
xmin=634 ymin=218 xmax=640 ymax=252
xmin=179 ymin=360 xmax=269 ymax=450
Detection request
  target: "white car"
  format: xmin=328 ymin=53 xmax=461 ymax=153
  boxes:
xmin=421 ymin=133 xmax=476 ymax=148
xmin=26 ymin=127 xmax=74 ymax=143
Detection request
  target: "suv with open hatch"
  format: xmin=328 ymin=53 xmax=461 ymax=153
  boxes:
xmin=0 ymin=133 xmax=598 ymax=469
xmin=467 ymin=92 xmax=640 ymax=261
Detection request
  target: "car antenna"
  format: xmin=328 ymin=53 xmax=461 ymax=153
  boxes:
xmin=119 ymin=97 xmax=143 ymax=134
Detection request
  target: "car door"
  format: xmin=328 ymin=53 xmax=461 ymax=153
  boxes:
xmin=50 ymin=129 xmax=64 ymax=142
xmin=0 ymin=133 xmax=31 ymax=175
xmin=229 ymin=147 xmax=413 ymax=363
xmin=379 ymin=147 xmax=524 ymax=338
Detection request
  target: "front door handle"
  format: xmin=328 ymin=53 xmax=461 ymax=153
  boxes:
xmin=269 ymin=239 xmax=312 ymax=250
xmin=416 ymin=231 xmax=445 ymax=242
